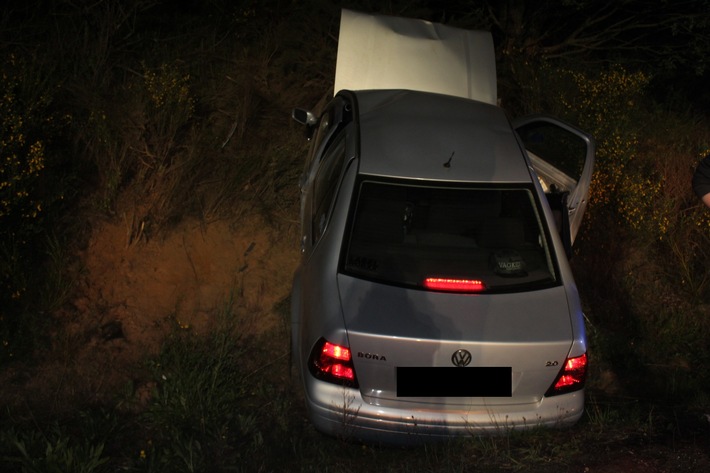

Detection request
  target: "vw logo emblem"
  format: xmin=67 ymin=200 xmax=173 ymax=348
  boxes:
xmin=451 ymin=349 xmax=472 ymax=367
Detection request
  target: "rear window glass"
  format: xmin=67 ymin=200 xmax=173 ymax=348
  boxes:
xmin=341 ymin=179 xmax=558 ymax=293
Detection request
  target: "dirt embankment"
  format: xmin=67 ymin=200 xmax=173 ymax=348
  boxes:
xmin=1 ymin=212 xmax=300 ymax=413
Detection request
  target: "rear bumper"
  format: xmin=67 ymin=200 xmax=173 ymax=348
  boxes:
xmin=305 ymin=379 xmax=584 ymax=445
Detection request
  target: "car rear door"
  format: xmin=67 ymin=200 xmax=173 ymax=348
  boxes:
xmin=513 ymin=116 xmax=595 ymax=245
xmin=298 ymin=97 xmax=348 ymax=258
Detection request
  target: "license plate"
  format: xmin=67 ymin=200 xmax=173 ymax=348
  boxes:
xmin=396 ymin=367 xmax=512 ymax=397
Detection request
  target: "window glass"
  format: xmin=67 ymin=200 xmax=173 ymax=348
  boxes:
xmin=342 ymin=179 xmax=558 ymax=292
xmin=303 ymin=112 xmax=330 ymax=180
xmin=304 ymin=99 xmax=344 ymax=180
xmin=312 ymin=136 xmax=347 ymax=244
xmin=516 ymin=122 xmax=587 ymax=181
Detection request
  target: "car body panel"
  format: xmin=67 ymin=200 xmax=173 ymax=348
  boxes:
xmin=338 ymin=275 xmax=572 ymax=343
xmin=335 ymin=9 xmax=496 ymax=105
xmin=356 ymin=90 xmax=531 ymax=182
xmin=305 ymin=380 xmax=585 ymax=444
xmin=338 ymin=275 xmax=574 ymax=405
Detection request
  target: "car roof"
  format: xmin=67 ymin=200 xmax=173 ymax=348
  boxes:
xmin=349 ymin=89 xmax=534 ymax=184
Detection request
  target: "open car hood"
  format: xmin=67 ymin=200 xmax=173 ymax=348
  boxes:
xmin=335 ymin=9 xmax=497 ymax=105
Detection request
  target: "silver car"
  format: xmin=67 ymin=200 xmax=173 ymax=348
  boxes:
xmin=291 ymin=10 xmax=594 ymax=443
xmin=290 ymin=88 xmax=595 ymax=444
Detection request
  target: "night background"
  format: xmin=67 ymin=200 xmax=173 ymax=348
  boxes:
xmin=1 ymin=1 xmax=709 ymax=471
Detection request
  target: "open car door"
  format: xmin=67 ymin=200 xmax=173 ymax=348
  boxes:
xmin=514 ymin=116 xmax=595 ymax=249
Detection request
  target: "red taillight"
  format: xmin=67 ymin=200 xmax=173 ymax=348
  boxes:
xmin=308 ymin=338 xmax=358 ymax=387
xmin=424 ymin=277 xmax=486 ymax=293
xmin=545 ymin=353 xmax=588 ymax=397
xmin=322 ymin=341 xmax=351 ymax=361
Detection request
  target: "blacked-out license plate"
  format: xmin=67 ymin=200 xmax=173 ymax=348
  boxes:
xmin=396 ymin=367 xmax=512 ymax=397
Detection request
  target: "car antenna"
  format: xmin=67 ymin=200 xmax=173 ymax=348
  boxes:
xmin=443 ymin=151 xmax=455 ymax=168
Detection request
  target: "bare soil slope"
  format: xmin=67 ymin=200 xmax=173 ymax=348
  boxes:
xmin=1 ymin=211 xmax=299 ymax=414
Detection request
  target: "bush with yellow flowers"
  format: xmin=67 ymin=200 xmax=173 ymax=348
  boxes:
xmin=1 ymin=54 xmax=68 ymax=362
xmin=1 ymin=55 xmax=49 ymax=227
xmin=551 ymin=65 xmax=709 ymax=247
xmin=140 ymin=62 xmax=196 ymax=170
xmin=545 ymin=64 xmax=710 ymax=375
xmin=1 ymin=55 xmax=48 ymax=309
xmin=551 ymin=66 xmax=671 ymax=238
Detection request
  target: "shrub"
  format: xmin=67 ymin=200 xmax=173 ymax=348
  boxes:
xmin=0 ymin=52 xmax=70 ymax=362
xmin=140 ymin=61 xmax=196 ymax=172
xmin=551 ymin=66 xmax=658 ymax=233
xmin=1 ymin=53 xmax=51 ymax=248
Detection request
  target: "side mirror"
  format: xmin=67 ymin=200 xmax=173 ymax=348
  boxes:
xmin=291 ymin=108 xmax=317 ymax=126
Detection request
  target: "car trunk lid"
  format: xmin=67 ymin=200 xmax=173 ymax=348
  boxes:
xmin=337 ymin=274 xmax=574 ymax=407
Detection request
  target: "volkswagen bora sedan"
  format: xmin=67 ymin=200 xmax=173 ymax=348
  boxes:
xmin=290 ymin=88 xmax=595 ymax=444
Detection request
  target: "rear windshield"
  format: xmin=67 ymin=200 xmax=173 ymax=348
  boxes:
xmin=341 ymin=179 xmax=559 ymax=293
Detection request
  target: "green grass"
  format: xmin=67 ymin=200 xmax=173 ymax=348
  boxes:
xmin=136 ymin=304 xmax=258 ymax=471
xmin=1 ymin=291 xmax=704 ymax=472
xmin=1 ymin=422 xmax=110 ymax=473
